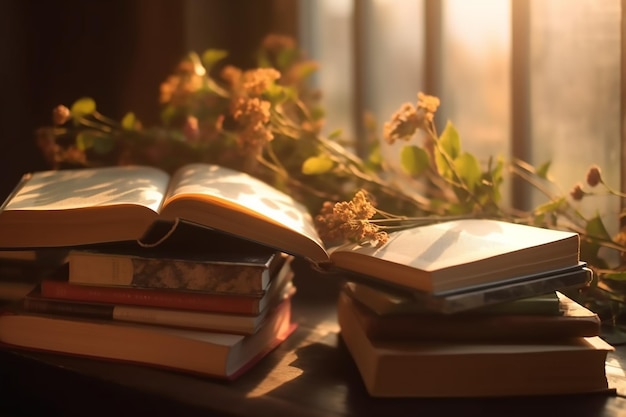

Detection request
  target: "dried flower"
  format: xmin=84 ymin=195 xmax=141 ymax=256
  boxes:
xmin=416 ymin=92 xmax=440 ymax=122
xmin=182 ymin=116 xmax=200 ymax=142
xmin=383 ymin=103 xmax=419 ymax=144
xmin=261 ymin=34 xmax=296 ymax=53
xmin=232 ymin=97 xmax=274 ymax=151
xmin=586 ymin=165 xmax=603 ymax=187
xmin=315 ymin=190 xmax=388 ymax=246
xmin=52 ymin=105 xmax=71 ymax=125
xmin=241 ymin=68 xmax=281 ymax=97
xmin=220 ymin=65 xmax=243 ymax=89
xmin=570 ymin=183 xmax=586 ymax=201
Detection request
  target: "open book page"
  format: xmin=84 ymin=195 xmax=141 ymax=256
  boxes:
xmin=162 ymin=163 xmax=327 ymax=261
xmin=0 ymin=166 xmax=172 ymax=248
xmin=3 ymin=166 xmax=170 ymax=213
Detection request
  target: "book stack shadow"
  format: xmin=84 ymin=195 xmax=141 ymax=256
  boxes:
xmin=337 ymin=262 xmax=615 ymax=398
xmin=0 ymin=233 xmax=296 ymax=380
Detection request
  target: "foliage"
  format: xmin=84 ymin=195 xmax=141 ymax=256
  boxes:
xmin=37 ymin=34 xmax=626 ymax=327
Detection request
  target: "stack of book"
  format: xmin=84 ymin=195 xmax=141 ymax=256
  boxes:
xmin=0 ymin=163 xmax=615 ymax=394
xmin=335 ymin=220 xmax=615 ymax=398
xmin=0 ymin=236 xmax=296 ymax=380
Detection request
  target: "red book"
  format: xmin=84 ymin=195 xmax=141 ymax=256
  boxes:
xmin=40 ymin=264 xmax=293 ymax=316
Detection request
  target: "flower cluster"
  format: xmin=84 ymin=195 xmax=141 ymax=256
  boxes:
xmin=315 ymin=190 xmax=388 ymax=247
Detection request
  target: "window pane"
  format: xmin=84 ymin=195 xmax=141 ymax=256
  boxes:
xmin=440 ymin=0 xmax=511 ymax=174
xmin=362 ymin=0 xmax=425 ymax=168
xmin=299 ymin=0 xmax=355 ymax=140
xmin=528 ymin=0 xmax=622 ymax=232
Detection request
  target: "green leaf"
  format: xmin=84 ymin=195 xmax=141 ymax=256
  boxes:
xmin=533 ymin=197 xmax=566 ymax=216
xmin=302 ymin=156 xmax=334 ymax=175
xmin=327 ymin=129 xmax=342 ymax=140
xmin=75 ymin=131 xmax=93 ymax=151
xmin=438 ymin=121 xmax=461 ymax=160
xmin=586 ymin=214 xmax=612 ymax=241
xmin=121 ymin=112 xmax=137 ymax=130
xmin=201 ymin=49 xmax=228 ymax=72
xmin=71 ymin=97 xmax=96 ymax=119
xmin=535 ymin=161 xmax=551 ymax=179
xmin=400 ymin=145 xmax=430 ymax=176
xmin=76 ymin=132 xmax=114 ymax=154
xmin=454 ymin=152 xmax=482 ymax=191
xmin=602 ymin=271 xmax=626 ymax=282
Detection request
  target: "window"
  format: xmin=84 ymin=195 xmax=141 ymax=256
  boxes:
xmin=299 ymin=0 xmax=623 ymax=233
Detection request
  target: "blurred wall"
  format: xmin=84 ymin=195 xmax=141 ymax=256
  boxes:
xmin=0 ymin=0 xmax=297 ymax=202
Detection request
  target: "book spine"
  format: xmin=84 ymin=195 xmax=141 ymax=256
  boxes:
xmin=40 ymin=280 xmax=261 ymax=315
xmin=69 ymin=253 xmax=269 ymax=293
xmin=23 ymin=296 xmax=262 ymax=334
xmin=23 ymin=297 xmax=115 ymax=320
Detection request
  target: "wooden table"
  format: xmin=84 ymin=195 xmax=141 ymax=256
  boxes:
xmin=1 ymin=260 xmax=625 ymax=417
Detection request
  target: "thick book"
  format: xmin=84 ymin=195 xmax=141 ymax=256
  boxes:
xmin=340 ymin=290 xmax=601 ymax=342
xmin=337 ymin=293 xmax=614 ymax=398
xmin=23 ymin=283 xmax=295 ymax=335
xmin=343 ymin=263 xmax=592 ymax=314
xmin=0 ymin=298 xmax=294 ymax=380
xmin=40 ymin=260 xmax=294 ymax=316
xmin=67 ymin=247 xmax=286 ymax=294
xmin=0 ymin=163 xmax=580 ymax=294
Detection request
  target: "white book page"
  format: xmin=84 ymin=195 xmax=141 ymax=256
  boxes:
xmin=333 ymin=219 xmax=576 ymax=272
xmin=164 ymin=163 xmax=323 ymax=246
xmin=5 ymin=166 xmax=170 ymax=213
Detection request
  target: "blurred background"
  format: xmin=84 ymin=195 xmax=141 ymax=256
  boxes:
xmin=0 ymin=0 xmax=623 ymax=232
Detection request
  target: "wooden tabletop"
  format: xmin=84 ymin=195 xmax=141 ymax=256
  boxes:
xmin=1 ymin=259 xmax=626 ymax=417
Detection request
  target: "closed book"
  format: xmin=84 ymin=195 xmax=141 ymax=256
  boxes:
xmin=337 ymin=293 xmax=614 ymax=398
xmin=343 ymin=282 xmax=562 ymax=316
xmin=23 ymin=282 xmax=295 ymax=335
xmin=40 ymin=262 xmax=294 ymax=316
xmin=341 ymin=290 xmax=601 ymax=342
xmin=0 ymin=298 xmax=295 ymax=380
xmin=343 ymin=263 xmax=591 ymax=314
xmin=68 ymin=247 xmax=285 ymax=294
xmin=0 ymin=164 xmax=580 ymax=295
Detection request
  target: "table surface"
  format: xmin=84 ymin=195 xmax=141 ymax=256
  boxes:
xmin=1 ymin=260 xmax=626 ymax=417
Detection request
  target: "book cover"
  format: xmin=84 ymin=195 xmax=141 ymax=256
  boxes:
xmin=343 ymin=263 xmax=592 ymax=314
xmin=0 ymin=298 xmax=295 ymax=380
xmin=337 ymin=293 xmax=614 ymax=398
xmin=340 ymin=290 xmax=601 ymax=342
xmin=41 ymin=260 xmax=294 ymax=316
xmin=68 ymin=247 xmax=286 ymax=294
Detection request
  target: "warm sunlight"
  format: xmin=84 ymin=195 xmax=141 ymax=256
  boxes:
xmin=245 ymin=321 xmax=340 ymax=398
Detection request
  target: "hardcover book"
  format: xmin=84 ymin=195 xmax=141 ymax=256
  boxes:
xmin=337 ymin=293 xmax=614 ymax=398
xmin=340 ymin=290 xmax=601 ymax=342
xmin=67 ymin=247 xmax=286 ymax=294
xmin=343 ymin=263 xmax=592 ymax=314
xmin=0 ymin=297 xmax=295 ymax=380
xmin=23 ymin=282 xmax=295 ymax=335
xmin=41 ymin=257 xmax=295 ymax=316
xmin=0 ymin=163 xmax=580 ymax=294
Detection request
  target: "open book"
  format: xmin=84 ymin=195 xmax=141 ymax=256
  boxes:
xmin=0 ymin=163 xmax=581 ymax=293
